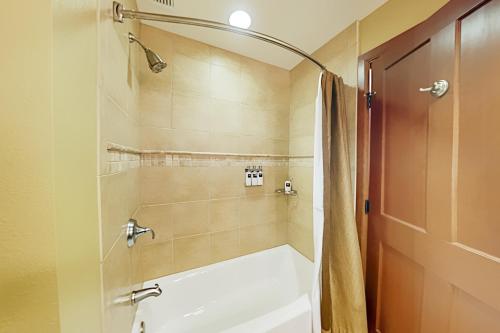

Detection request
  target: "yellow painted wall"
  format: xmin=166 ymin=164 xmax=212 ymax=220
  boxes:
xmin=1 ymin=0 xmax=104 ymax=332
xmin=52 ymin=0 xmax=103 ymax=332
xmin=0 ymin=2 xmax=60 ymax=332
xmin=359 ymin=0 xmax=449 ymax=54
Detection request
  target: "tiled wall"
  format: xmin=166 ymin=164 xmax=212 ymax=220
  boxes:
xmin=135 ymin=25 xmax=291 ymax=280
xmin=97 ymin=0 xmax=142 ymax=332
xmin=138 ymin=25 xmax=290 ymax=154
xmin=97 ymin=19 xmax=357 ymax=326
xmin=287 ymin=23 xmax=359 ymax=260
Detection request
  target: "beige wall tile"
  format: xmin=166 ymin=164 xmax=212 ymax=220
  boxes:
xmin=239 ymin=195 xmax=286 ymax=227
xmin=209 ymin=99 xmax=243 ymax=134
xmin=289 ymin=166 xmax=313 ymax=201
xmin=172 ymin=92 xmax=210 ymax=131
xmin=135 ymin=205 xmax=173 ymax=244
xmin=141 ymin=127 xmax=210 ymax=151
xmin=240 ymin=223 xmax=280 ymax=255
xmin=208 ymin=166 xmax=244 ymax=199
xmin=239 ymin=224 xmax=271 ymax=255
xmin=289 ymin=136 xmax=314 ymax=156
xmin=287 ymin=222 xmax=314 ymax=261
xmin=127 ymin=168 xmax=141 ymax=216
xmin=210 ymin=64 xmax=242 ymax=102
xmin=100 ymin=23 xmax=135 ymax=116
xmin=141 ymin=240 xmax=174 ymax=280
xmin=131 ymin=240 xmax=143 ymax=286
xmin=288 ymin=197 xmax=313 ymax=230
xmin=100 ymin=172 xmax=131 ymax=258
xmin=275 ymin=223 xmax=288 ymax=245
xmin=238 ymin=105 xmax=261 ymax=137
xmin=141 ymin=167 xmax=210 ymax=204
xmin=242 ymin=181 xmax=266 ymax=197
xmin=172 ymin=201 xmax=210 ymax=238
xmin=210 ymin=47 xmax=242 ymax=70
xmin=263 ymin=166 xmax=289 ymax=195
xmin=173 ymin=34 xmax=210 ymax=63
xmin=140 ymin=24 xmax=174 ymax=57
xmin=172 ymin=54 xmax=210 ymax=97
xmin=208 ymin=133 xmax=244 ymax=154
xmin=211 ymin=230 xmax=239 ymax=262
xmin=290 ymin=64 xmax=318 ymax=109
xmin=100 ymin=93 xmax=139 ymax=175
xmin=209 ymin=198 xmax=240 ymax=232
xmin=240 ymin=105 xmax=289 ymax=140
xmin=290 ymin=102 xmax=315 ymax=138
xmin=267 ymin=138 xmax=289 ymax=155
xmin=240 ymin=70 xmax=268 ymax=107
xmin=235 ymin=136 xmax=289 ymax=155
xmin=173 ymin=235 xmax=211 ymax=272
xmin=240 ymin=60 xmax=290 ymax=109
xmin=139 ymin=88 xmax=172 ymax=129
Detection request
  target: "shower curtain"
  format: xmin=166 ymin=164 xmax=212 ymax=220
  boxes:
xmin=311 ymin=71 xmax=367 ymax=333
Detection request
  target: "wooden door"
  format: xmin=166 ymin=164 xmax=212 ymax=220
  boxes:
xmin=363 ymin=1 xmax=500 ymax=332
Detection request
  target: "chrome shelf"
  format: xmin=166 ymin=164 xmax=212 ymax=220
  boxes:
xmin=275 ymin=189 xmax=298 ymax=196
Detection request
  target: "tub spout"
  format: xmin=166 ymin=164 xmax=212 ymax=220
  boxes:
xmin=130 ymin=284 xmax=162 ymax=305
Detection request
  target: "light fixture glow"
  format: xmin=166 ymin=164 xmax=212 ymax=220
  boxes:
xmin=229 ymin=10 xmax=252 ymax=29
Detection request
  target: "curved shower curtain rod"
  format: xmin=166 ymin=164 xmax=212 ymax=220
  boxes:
xmin=112 ymin=2 xmax=327 ymax=71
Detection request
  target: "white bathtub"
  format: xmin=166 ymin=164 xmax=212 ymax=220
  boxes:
xmin=131 ymin=245 xmax=313 ymax=333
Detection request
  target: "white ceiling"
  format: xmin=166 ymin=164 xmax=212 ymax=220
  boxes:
xmin=136 ymin=0 xmax=386 ymax=70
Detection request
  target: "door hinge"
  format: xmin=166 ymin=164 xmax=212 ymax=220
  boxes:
xmin=366 ymin=91 xmax=376 ymax=109
xmin=365 ymin=66 xmax=376 ymax=110
xmin=364 ymin=199 xmax=370 ymax=214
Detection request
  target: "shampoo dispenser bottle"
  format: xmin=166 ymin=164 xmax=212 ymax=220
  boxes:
xmin=251 ymin=166 xmax=258 ymax=186
xmin=257 ymin=166 xmax=264 ymax=186
xmin=245 ymin=167 xmax=252 ymax=187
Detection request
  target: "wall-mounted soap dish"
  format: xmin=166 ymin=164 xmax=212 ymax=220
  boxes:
xmin=276 ymin=180 xmax=297 ymax=196
xmin=275 ymin=189 xmax=298 ymax=196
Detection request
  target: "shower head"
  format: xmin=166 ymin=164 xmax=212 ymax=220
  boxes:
xmin=143 ymin=48 xmax=168 ymax=73
xmin=128 ymin=32 xmax=167 ymax=73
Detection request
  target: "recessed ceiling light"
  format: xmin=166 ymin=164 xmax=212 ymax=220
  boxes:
xmin=229 ymin=10 xmax=252 ymax=29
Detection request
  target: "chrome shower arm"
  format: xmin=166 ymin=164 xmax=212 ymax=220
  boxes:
xmin=128 ymin=32 xmax=147 ymax=51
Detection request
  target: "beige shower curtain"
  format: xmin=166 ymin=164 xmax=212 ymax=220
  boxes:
xmin=319 ymin=71 xmax=367 ymax=333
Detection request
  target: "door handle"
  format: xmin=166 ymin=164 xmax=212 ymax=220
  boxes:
xmin=419 ymin=79 xmax=449 ymax=98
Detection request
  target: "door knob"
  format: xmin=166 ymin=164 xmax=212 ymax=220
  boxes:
xmin=126 ymin=219 xmax=155 ymax=247
xmin=419 ymin=79 xmax=449 ymax=98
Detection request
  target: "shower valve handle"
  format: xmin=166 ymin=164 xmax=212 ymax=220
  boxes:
xmin=127 ymin=219 xmax=155 ymax=248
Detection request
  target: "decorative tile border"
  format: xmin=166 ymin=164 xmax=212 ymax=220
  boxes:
xmin=288 ymin=157 xmax=314 ymax=167
xmin=105 ymin=148 xmax=141 ymax=174
xmin=105 ymin=142 xmax=313 ymax=170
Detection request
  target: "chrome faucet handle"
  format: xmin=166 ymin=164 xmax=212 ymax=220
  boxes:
xmin=135 ymin=225 xmax=156 ymax=239
xmin=127 ymin=219 xmax=156 ymax=248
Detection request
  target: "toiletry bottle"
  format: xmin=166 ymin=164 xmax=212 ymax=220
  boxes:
xmin=251 ymin=166 xmax=258 ymax=186
xmin=257 ymin=166 xmax=264 ymax=186
xmin=245 ymin=167 xmax=252 ymax=187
